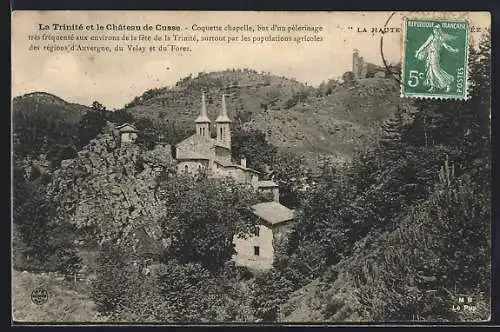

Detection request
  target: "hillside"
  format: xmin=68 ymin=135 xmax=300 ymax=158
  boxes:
xmin=13 ymin=92 xmax=91 ymax=124
xmin=123 ymin=69 xmax=414 ymax=163
xmin=278 ymin=178 xmax=491 ymax=322
xmin=12 ymin=71 xmax=414 ymax=166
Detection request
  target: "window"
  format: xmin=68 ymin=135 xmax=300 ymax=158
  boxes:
xmin=220 ymin=127 xmax=223 ymax=138
xmin=254 ymin=246 xmax=260 ymax=256
xmin=256 ymin=227 xmax=260 ymax=237
xmin=184 ymin=164 xmax=189 ymax=173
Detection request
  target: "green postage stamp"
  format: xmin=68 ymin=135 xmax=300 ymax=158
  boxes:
xmin=401 ymin=18 xmax=469 ymax=100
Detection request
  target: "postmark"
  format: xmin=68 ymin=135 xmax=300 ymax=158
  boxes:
xmin=401 ymin=18 xmax=469 ymax=100
xmin=31 ymin=287 xmax=49 ymax=305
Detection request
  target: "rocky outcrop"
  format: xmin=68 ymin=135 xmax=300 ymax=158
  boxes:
xmin=46 ymin=126 xmax=175 ymax=247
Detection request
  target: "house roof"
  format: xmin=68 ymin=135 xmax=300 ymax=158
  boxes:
xmin=214 ymin=143 xmax=231 ymax=149
xmin=115 ymin=123 xmax=138 ymax=132
xmin=214 ymin=159 xmax=234 ymax=167
xmin=256 ymin=180 xmax=278 ymax=188
xmin=251 ymin=201 xmax=295 ymax=225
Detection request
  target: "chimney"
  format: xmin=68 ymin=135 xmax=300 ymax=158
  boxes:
xmin=240 ymin=158 xmax=247 ymax=168
xmin=273 ymin=187 xmax=280 ymax=203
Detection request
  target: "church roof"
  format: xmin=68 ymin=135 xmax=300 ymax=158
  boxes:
xmin=251 ymin=202 xmax=295 ymax=225
xmin=256 ymin=180 xmax=279 ymax=188
xmin=176 ymin=134 xmax=216 ymax=151
xmin=214 ymin=159 xmax=261 ymax=174
xmin=176 ymin=149 xmax=210 ymax=160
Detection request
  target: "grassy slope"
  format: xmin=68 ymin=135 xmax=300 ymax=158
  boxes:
xmin=12 ymin=269 xmax=103 ymax=322
xmin=12 ymin=246 xmax=103 ymax=323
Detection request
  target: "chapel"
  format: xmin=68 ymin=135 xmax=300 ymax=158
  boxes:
xmin=174 ymin=91 xmax=295 ymax=270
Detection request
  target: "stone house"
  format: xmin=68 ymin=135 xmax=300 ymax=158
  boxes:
xmin=232 ymin=201 xmax=295 ymax=271
xmin=116 ymin=123 xmax=139 ymax=144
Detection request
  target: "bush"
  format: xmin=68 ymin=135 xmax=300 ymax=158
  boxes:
xmin=91 ymin=242 xmax=133 ymax=315
xmin=250 ymin=269 xmax=297 ymax=321
xmin=13 ymin=185 xmax=82 ymax=274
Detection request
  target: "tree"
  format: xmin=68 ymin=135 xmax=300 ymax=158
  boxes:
xmin=91 ymin=241 xmax=135 ymax=315
xmin=269 ymin=150 xmax=310 ymax=208
xmin=107 ymin=109 xmax=135 ymax=124
xmin=250 ymin=268 xmax=296 ymax=321
xmin=342 ymin=71 xmax=355 ymax=84
xmin=231 ymin=129 xmax=277 ymax=172
xmin=158 ymin=177 xmax=261 ymax=271
xmin=13 ymin=179 xmax=81 ymax=273
xmin=155 ymin=261 xmax=223 ymax=321
xmin=77 ymin=101 xmax=108 ymax=148
xmin=92 ymin=101 xmax=106 ymax=112
xmin=134 ymin=117 xmax=159 ymax=150
xmin=13 ymin=102 xmax=78 ymax=159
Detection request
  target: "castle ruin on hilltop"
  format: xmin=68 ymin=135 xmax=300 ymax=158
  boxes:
xmin=352 ymin=49 xmax=368 ymax=79
xmin=352 ymin=49 xmax=386 ymax=79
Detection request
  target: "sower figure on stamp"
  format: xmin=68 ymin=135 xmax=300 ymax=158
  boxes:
xmin=414 ymin=24 xmax=459 ymax=93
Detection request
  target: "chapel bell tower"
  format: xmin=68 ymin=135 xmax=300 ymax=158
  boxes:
xmin=195 ymin=90 xmax=211 ymax=139
xmin=215 ymin=94 xmax=232 ymax=148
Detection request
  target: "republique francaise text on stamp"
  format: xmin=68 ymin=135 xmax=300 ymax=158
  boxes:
xmin=401 ymin=18 xmax=469 ymax=100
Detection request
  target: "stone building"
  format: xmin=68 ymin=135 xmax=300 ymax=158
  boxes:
xmin=174 ymin=90 xmax=295 ymax=270
xmin=116 ymin=123 xmax=139 ymax=144
xmin=352 ymin=49 xmax=386 ymax=79
xmin=232 ymin=201 xmax=295 ymax=270
xmin=175 ymin=91 xmax=262 ymax=184
xmin=352 ymin=49 xmax=365 ymax=80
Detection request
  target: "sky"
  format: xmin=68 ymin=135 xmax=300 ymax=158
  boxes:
xmin=12 ymin=11 xmax=489 ymax=109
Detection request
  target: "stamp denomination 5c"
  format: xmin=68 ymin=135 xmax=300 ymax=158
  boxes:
xmin=401 ymin=18 xmax=469 ymax=100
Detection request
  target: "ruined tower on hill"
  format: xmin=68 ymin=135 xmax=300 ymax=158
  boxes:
xmin=352 ymin=48 xmax=366 ymax=79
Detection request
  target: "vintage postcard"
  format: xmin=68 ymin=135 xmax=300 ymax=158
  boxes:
xmin=11 ymin=11 xmax=491 ymax=324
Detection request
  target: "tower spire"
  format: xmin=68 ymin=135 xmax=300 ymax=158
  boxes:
xmin=215 ymin=94 xmax=232 ymax=148
xmin=195 ymin=90 xmax=210 ymax=138
xmin=216 ymin=94 xmax=231 ymax=123
xmin=195 ymin=90 xmax=211 ymax=124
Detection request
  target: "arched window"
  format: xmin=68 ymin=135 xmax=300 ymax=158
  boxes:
xmin=220 ymin=127 xmax=223 ymax=138
xmin=184 ymin=164 xmax=189 ymax=173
